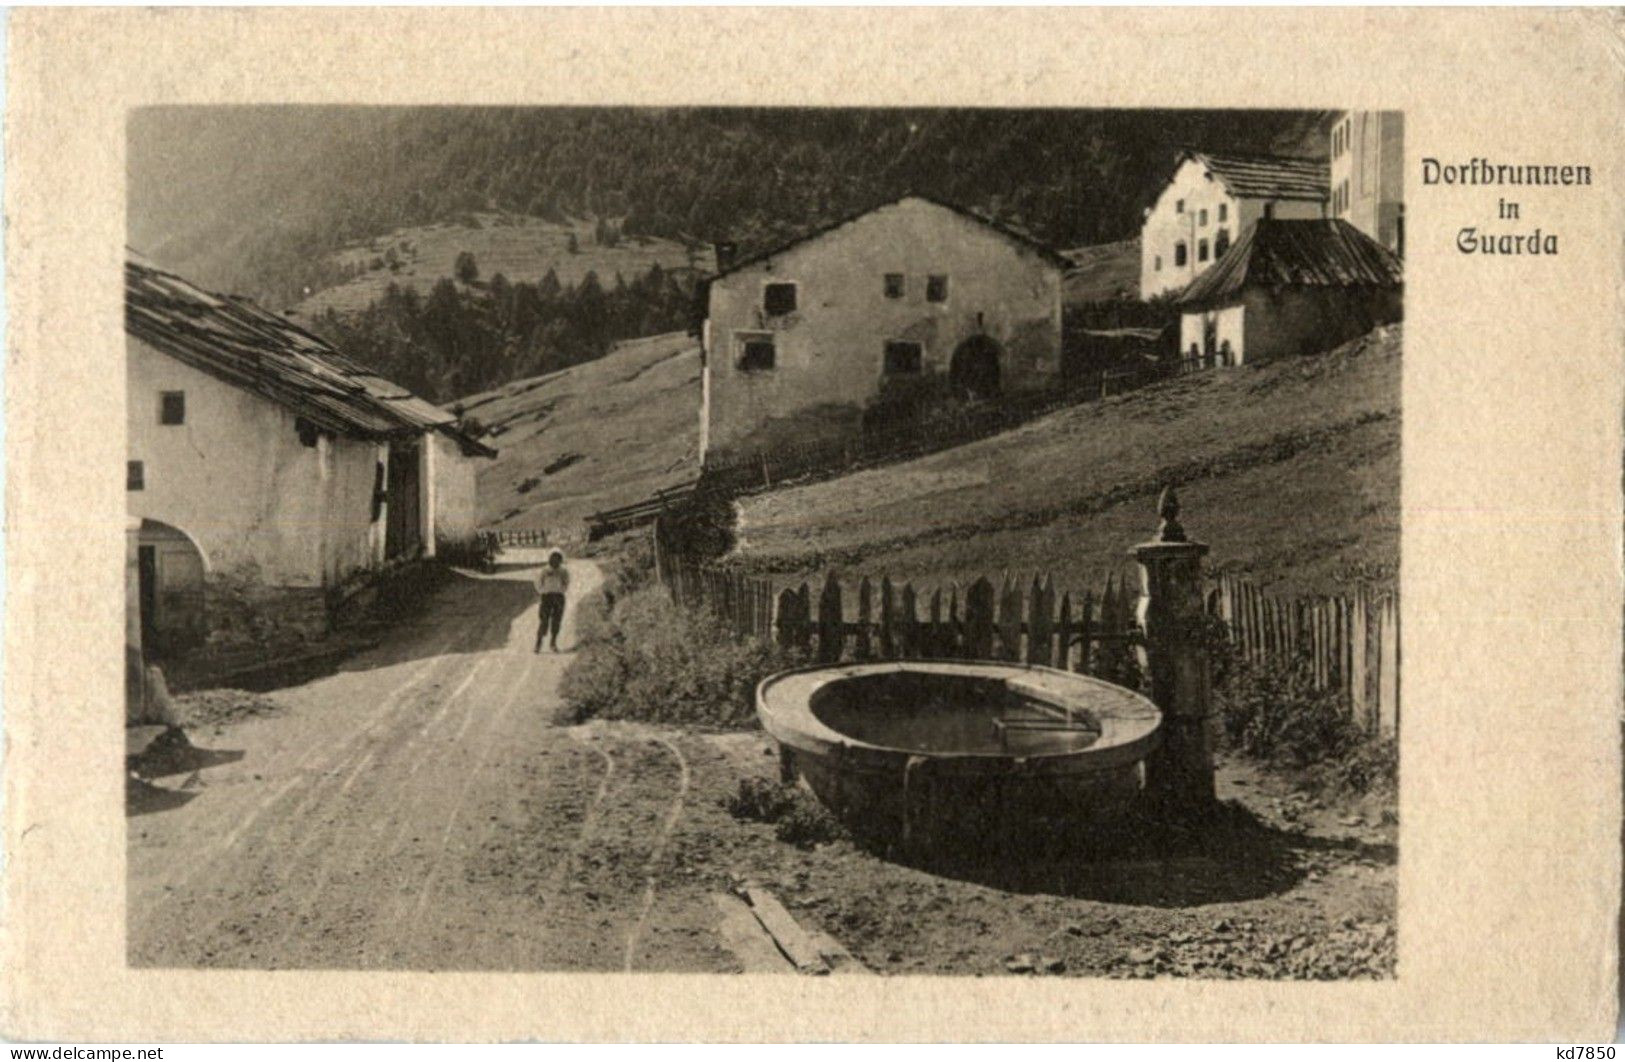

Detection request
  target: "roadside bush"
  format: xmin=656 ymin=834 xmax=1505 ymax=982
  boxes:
xmin=1213 ymin=647 xmax=1360 ymax=767
xmin=723 ymin=777 xmax=846 ymax=849
xmin=561 ymin=586 xmax=803 ymax=728
xmin=1207 ymin=617 xmax=1397 ymax=800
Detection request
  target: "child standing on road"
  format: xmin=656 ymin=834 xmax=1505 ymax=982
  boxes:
xmin=534 ymin=550 xmax=570 ymax=652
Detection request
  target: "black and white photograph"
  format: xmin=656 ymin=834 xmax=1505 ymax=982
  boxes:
xmin=121 ymin=105 xmax=1405 ymax=978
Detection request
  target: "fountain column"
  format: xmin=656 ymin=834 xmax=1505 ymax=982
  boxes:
xmin=1132 ymin=487 xmax=1215 ymax=817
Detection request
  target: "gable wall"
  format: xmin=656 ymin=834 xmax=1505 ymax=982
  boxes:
xmin=127 ymin=336 xmax=388 ymax=592
xmin=1141 ymin=159 xmax=1324 ymax=299
xmin=702 ymin=198 xmax=1062 ymax=463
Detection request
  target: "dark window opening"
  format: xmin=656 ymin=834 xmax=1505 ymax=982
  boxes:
xmin=737 ymin=335 xmax=776 ymax=372
xmin=763 ymin=283 xmax=797 ymax=316
xmin=1154 ymin=256 xmax=1162 ymax=271
xmin=371 ymin=461 xmax=387 ymax=522
xmin=1218 ymin=203 xmax=1228 ymax=222
xmin=158 ymin=391 xmax=185 ymax=426
xmin=1263 ymin=202 xmax=1276 ymax=219
xmin=883 ymin=340 xmax=923 ymax=375
xmin=127 ymin=460 xmax=145 ymax=491
xmin=926 ymin=275 xmax=949 ymax=303
xmin=1198 ymin=239 xmax=1210 ymax=263
xmin=295 ymin=416 xmax=320 ymax=448
xmin=1175 ymin=199 xmax=1185 ymax=214
xmin=1198 ymin=209 xmax=1208 ymax=226
xmin=1174 ymin=242 xmax=1188 ymax=267
xmin=883 ymin=273 xmax=905 ymax=299
xmin=1215 ymin=229 xmax=1230 ymax=257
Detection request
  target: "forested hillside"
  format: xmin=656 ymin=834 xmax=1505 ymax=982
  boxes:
xmin=130 ymin=107 xmax=1329 ymax=309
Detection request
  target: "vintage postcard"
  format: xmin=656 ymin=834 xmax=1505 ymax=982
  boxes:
xmin=2 ymin=7 xmax=1621 ymax=1043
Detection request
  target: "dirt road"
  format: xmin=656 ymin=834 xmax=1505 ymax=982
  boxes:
xmin=129 ymin=550 xmax=1395 ymax=977
xmin=128 ymin=552 xmax=731 ymax=971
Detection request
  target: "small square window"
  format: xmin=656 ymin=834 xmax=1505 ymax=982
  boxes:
xmin=159 ymin=391 xmax=185 ymax=425
xmin=883 ymin=273 xmax=905 ymax=299
xmin=737 ymin=333 xmax=776 ymax=372
xmin=926 ymin=275 xmax=949 ymax=303
xmin=883 ymin=340 xmax=923 ymax=375
xmin=763 ymin=282 xmax=797 ymax=316
xmin=127 ymin=460 xmax=145 ymax=491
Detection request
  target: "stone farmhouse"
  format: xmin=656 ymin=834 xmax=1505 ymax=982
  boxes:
xmin=1140 ymin=150 xmax=1330 ymax=300
xmin=699 ymin=195 xmax=1070 ymax=466
xmin=1174 ymin=218 xmax=1402 ymax=366
xmin=126 ymin=256 xmax=494 ymax=655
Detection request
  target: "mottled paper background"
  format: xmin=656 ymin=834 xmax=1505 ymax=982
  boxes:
xmin=3 ymin=7 xmax=1622 ymax=1041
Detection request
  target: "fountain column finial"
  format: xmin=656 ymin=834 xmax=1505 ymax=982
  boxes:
xmin=1132 ymin=488 xmax=1212 ymax=818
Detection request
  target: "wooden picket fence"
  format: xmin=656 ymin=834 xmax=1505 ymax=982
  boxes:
xmin=658 ymin=550 xmax=1142 ymax=685
xmin=487 ymin=528 xmax=550 ymax=548
xmin=653 ymin=521 xmax=1400 ymax=735
xmin=1208 ymin=574 xmax=1400 ymax=736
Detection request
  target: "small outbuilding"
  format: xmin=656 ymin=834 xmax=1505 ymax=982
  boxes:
xmin=1175 ymin=218 xmax=1402 ymax=368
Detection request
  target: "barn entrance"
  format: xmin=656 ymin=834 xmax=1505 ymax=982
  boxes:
xmin=949 ymin=335 xmax=1002 ymax=400
xmin=136 ymin=519 xmax=206 ymax=656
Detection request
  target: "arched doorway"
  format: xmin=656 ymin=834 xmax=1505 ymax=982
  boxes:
xmin=949 ymin=334 xmax=1002 ymax=401
xmin=136 ymin=519 xmax=207 ymax=656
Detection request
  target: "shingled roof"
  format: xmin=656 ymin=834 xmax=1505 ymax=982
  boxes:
xmin=126 ymin=257 xmax=495 ymax=457
xmin=1177 ymin=219 xmax=1403 ymax=308
xmin=710 ymin=193 xmax=1074 ymax=281
xmin=1181 ymin=149 xmax=1329 ymax=203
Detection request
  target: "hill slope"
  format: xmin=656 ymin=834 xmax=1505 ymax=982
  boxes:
xmin=1063 ymin=238 xmax=1141 ymax=303
xmin=130 ymin=106 xmax=1331 ymax=309
xmin=463 ymin=331 xmax=702 ymax=536
xmin=729 ymin=326 xmax=1401 ymax=598
xmin=295 ymin=211 xmax=713 ymax=318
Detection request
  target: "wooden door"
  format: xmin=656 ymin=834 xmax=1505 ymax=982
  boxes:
xmin=385 ymin=441 xmax=422 ymax=559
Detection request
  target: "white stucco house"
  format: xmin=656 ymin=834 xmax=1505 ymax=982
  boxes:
xmin=1140 ymin=150 xmax=1329 ymax=300
xmin=1174 ymin=218 xmax=1402 ymax=367
xmin=699 ymin=194 xmax=1069 ymax=466
xmin=1326 ymin=111 xmax=1404 ymax=257
xmin=126 ymin=255 xmax=494 ymax=654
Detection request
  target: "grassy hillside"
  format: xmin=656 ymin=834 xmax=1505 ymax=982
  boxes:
xmin=296 ymin=211 xmax=713 ymax=317
xmin=463 ymin=331 xmax=702 ymax=536
xmin=727 ymin=326 xmax=1401 ymax=598
xmin=1063 ymin=238 xmax=1141 ymax=303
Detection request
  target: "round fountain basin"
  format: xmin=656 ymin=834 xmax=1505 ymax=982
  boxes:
xmin=757 ymin=660 xmax=1163 ymax=848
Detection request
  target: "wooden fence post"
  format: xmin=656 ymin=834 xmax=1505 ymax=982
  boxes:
xmin=817 ymin=573 xmax=844 ymax=663
xmin=964 ymin=577 xmax=994 ymax=658
xmin=1133 ymin=487 xmax=1215 ymax=818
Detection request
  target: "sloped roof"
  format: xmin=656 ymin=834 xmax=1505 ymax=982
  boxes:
xmin=126 ymin=257 xmax=495 ymax=457
xmin=711 ymin=193 xmax=1074 ymax=280
xmin=1177 ymin=219 xmax=1403 ymax=308
xmin=1182 ymin=149 xmax=1329 ymax=202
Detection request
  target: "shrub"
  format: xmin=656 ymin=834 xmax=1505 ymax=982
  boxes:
xmin=1212 ymin=645 xmax=1362 ymax=768
xmin=723 ymin=777 xmax=846 ymax=849
xmin=561 ymin=586 xmax=803 ymax=728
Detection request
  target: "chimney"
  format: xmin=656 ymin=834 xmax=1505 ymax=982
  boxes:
xmin=713 ymin=241 xmax=738 ymax=274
